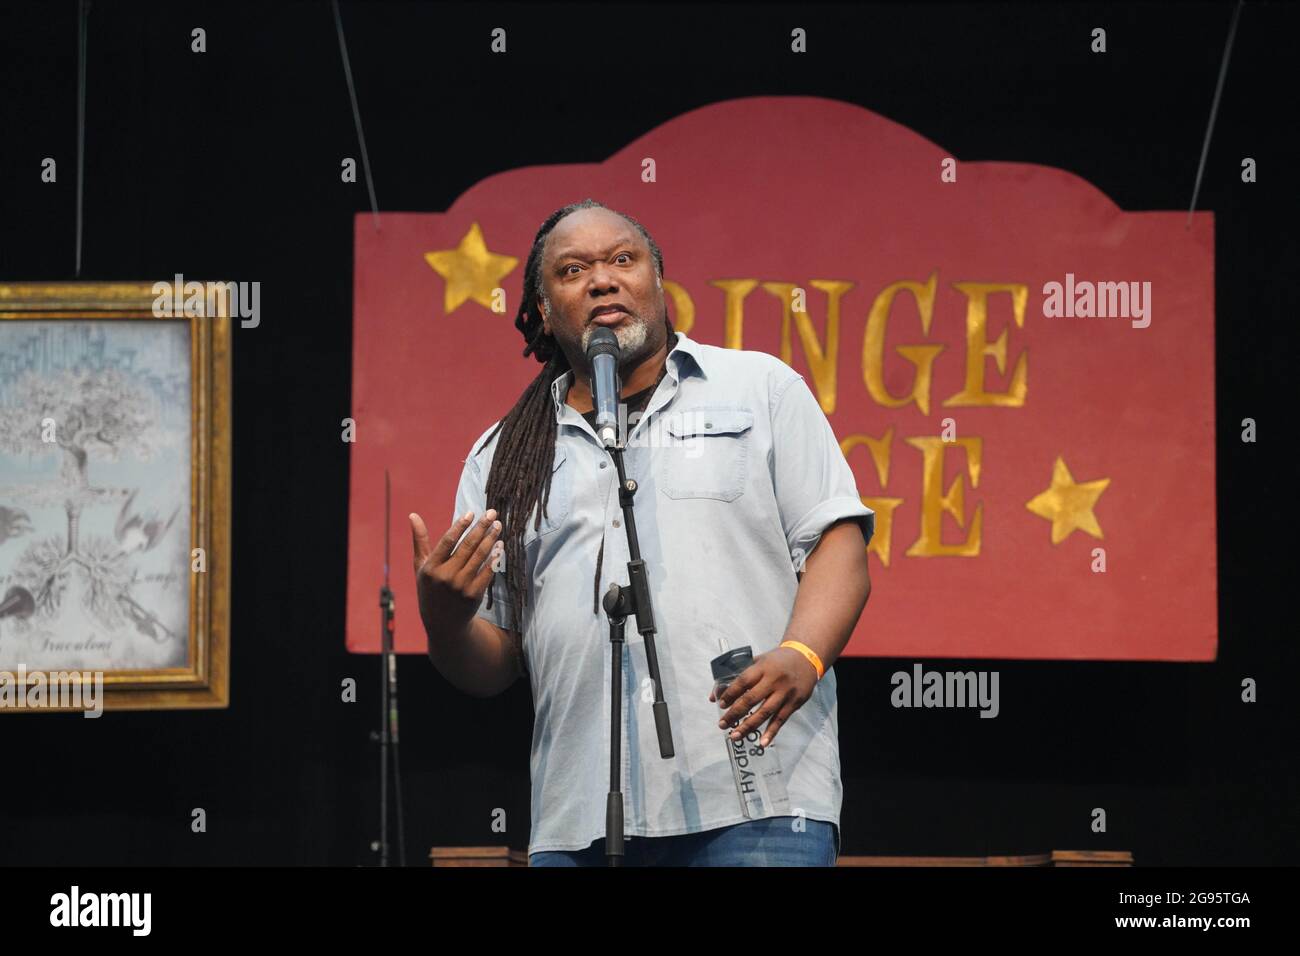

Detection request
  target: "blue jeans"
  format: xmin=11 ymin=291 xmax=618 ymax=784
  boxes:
xmin=529 ymin=817 xmax=838 ymax=867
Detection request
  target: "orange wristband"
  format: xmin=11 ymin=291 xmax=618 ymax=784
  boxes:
xmin=780 ymin=640 xmax=825 ymax=680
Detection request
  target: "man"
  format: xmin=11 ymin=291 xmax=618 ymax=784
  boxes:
xmin=409 ymin=199 xmax=874 ymax=866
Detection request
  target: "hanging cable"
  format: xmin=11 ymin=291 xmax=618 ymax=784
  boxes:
xmin=332 ymin=0 xmax=381 ymax=232
xmin=75 ymin=0 xmax=90 ymax=275
xmin=1187 ymin=0 xmax=1244 ymax=228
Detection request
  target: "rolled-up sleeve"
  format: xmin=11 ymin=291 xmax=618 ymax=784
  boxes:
xmin=452 ymin=449 xmax=518 ymax=633
xmin=769 ymin=373 xmax=875 ymax=569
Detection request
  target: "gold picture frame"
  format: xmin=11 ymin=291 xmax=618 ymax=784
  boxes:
xmin=0 ymin=282 xmax=230 ymax=710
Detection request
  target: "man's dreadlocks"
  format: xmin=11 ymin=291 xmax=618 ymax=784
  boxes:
xmin=474 ymin=199 xmax=672 ymax=665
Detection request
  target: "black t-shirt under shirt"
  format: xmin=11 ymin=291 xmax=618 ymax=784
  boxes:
xmin=580 ymin=378 xmax=661 ymax=432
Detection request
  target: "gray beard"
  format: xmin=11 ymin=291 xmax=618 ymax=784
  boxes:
xmin=581 ymin=316 xmax=649 ymax=365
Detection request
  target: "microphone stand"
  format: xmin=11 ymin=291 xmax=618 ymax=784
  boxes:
xmin=371 ymin=469 xmax=407 ymax=866
xmin=600 ymin=434 xmax=676 ymax=867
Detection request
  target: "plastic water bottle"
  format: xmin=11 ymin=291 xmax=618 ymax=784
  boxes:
xmin=710 ymin=646 xmax=791 ymax=819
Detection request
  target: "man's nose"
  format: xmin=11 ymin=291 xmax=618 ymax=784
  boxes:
xmin=587 ymin=263 xmax=619 ymax=290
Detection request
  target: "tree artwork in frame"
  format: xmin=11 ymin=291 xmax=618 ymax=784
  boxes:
xmin=0 ymin=283 xmax=230 ymax=711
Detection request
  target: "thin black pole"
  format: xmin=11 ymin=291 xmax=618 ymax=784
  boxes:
xmin=1187 ymin=0 xmax=1244 ymax=228
xmin=75 ymin=0 xmax=90 ymax=275
xmin=332 ymin=0 xmax=380 ymax=232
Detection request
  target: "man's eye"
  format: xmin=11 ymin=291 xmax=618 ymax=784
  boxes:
xmin=616 ymin=254 xmax=631 ymax=264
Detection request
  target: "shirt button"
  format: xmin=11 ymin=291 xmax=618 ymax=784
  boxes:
xmin=705 ymin=422 xmax=712 ymax=429
xmin=599 ymin=461 xmax=607 ymax=469
xmin=613 ymin=519 xmax=621 ymax=528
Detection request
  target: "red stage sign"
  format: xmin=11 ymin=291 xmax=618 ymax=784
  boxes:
xmin=346 ymin=96 xmax=1216 ymax=661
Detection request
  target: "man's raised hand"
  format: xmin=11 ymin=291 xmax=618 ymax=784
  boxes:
xmin=409 ymin=509 xmax=503 ymax=640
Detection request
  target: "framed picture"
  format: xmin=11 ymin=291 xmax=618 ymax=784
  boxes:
xmin=0 ymin=282 xmax=230 ymax=710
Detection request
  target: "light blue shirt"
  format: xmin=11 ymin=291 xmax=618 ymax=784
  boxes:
xmin=452 ymin=331 xmax=875 ymax=855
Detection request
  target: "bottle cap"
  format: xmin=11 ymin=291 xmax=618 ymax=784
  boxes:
xmin=710 ymin=645 xmax=753 ymax=682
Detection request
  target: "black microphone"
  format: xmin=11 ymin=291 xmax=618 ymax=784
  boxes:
xmin=586 ymin=327 xmax=622 ymax=448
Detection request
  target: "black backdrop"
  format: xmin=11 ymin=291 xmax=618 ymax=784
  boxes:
xmin=0 ymin=1 xmax=1294 ymax=866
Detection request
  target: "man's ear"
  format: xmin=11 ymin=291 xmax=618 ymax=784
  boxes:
xmin=537 ymin=296 xmax=550 ymax=334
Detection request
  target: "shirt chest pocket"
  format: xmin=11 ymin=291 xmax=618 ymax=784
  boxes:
xmin=523 ymin=446 xmax=572 ymax=540
xmin=660 ymin=408 xmax=753 ymax=502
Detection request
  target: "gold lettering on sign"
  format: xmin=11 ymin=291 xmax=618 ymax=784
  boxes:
xmin=841 ymin=427 xmax=895 ymax=487
xmin=661 ymin=278 xmax=696 ymax=336
xmin=759 ymin=280 xmax=853 ymax=414
xmin=841 ymin=428 xmax=904 ymax=567
xmin=696 ymin=273 xmax=1038 ymax=563
xmin=944 ymin=282 xmax=1028 ymax=407
xmin=904 ymin=436 xmax=983 ymax=557
xmin=862 ymin=272 xmax=944 ymax=416
xmin=862 ymin=494 xmax=905 ymax=566
xmin=713 ymin=279 xmax=760 ymax=350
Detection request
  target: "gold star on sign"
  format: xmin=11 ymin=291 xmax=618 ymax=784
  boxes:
xmin=424 ymin=222 xmax=519 ymax=314
xmin=1026 ymin=457 xmax=1110 ymax=545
